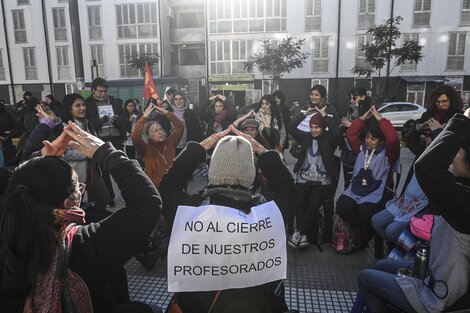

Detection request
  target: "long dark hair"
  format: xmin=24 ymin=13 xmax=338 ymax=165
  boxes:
xmin=426 ymin=85 xmax=463 ymax=115
xmin=122 ymin=98 xmax=141 ymax=120
xmin=256 ymin=94 xmax=283 ymax=129
xmin=0 ymin=157 xmax=75 ymax=295
xmin=62 ymin=93 xmax=85 ymax=123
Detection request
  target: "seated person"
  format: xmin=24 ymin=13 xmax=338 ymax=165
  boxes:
xmin=372 ymin=173 xmax=429 ymax=244
xmin=159 ymin=125 xmax=296 ymax=313
xmin=0 ymin=122 xmax=162 ymax=312
xmin=336 ymin=106 xmax=400 ymax=249
xmin=357 ymin=111 xmax=470 ymax=313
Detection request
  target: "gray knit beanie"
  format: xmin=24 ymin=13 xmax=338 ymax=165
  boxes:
xmin=208 ymin=135 xmax=256 ymax=188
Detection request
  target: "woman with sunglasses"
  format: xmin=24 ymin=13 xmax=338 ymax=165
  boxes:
xmin=357 ymin=110 xmax=470 ymax=313
xmin=0 ymin=121 xmax=162 ymax=313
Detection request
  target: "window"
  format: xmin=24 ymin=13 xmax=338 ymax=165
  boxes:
xmin=305 ymin=0 xmax=321 ymax=31
xmin=52 ymin=8 xmax=68 ymax=41
xmin=356 ymin=35 xmax=373 ymax=67
xmin=209 ymin=0 xmax=286 ymax=34
xmin=358 ymin=0 xmax=375 ymax=29
xmin=461 ymin=0 xmax=470 ymax=26
xmin=407 ymin=83 xmax=425 ymax=105
xmin=118 ymin=43 xmax=158 ymax=77
xmin=88 ymin=6 xmax=102 ymax=40
xmin=447 ymin=33 xmax=466 ymax=70
xmin=90 ymin=45 xmax=106 ymax=78
xmin=210 ymin=40 xmax=252 ymax=74
xmin=56 ymin=46 xmax=70 ymax=80
xmin=116 ymin=3 xmax=158 ymax=38
xmin=413 ymin=0 xmax=431 ymax=27
xmin=311 ymin=79 xmax=328 ymax=90
xmin=312 ymin=37 xmax=329 ymax=73
xmin=12 ymin=10 xmax=27 ymax=43
xmin=17 ymin=0 xmax=29 ymax=4
xmin=23 ymin=47 xmax=37 ymax=80
xmin=175 ymin=11 xmax=204 ymax=28
xmin=178 ymin=45 xmax=205 ymax=65
xmin=401 ymin=33 xmax=420 ymax=71
xmin=0 ymin=49 xmax=5 ymax=80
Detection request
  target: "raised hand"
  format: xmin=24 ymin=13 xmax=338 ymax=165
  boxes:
xmin=199 ymin=127 xmax=232 ymax=151
xmin=64 ymin=121 xmax=105 ymax=158
xmin=360 ymin=107 xmax=373 ymax=121
xmin=314 ymin=105 xmax=327 ymax=117
xmin=464 ymin=108 xmax=470 ymax=119
xmin=35 ymin=103 xmax=58 ymax=121
xmin=143 ymin=103 xmax=156 ymax=118
xmin=230 ymin=125 xmax=267 ymax=155
xmin=41 ymin=128 xmax=73 ymax=157
xmin=370 ymin=106 xmax=382 ymax=121
xmin=154 ymin=105 xmax=169 ymax=115
xmin=303 ymin=107 xmax=316 ymax=116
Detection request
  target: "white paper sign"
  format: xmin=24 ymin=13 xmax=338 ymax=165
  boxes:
xmin=167 ymin=201 xmax=287 ymax=292
xmin=297 ymin=113 xmax=314 ymax=132
xmin=98 ymin=105 xmax=114 ymax=118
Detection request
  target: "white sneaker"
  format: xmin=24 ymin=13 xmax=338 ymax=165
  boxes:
xmin=288 ymin=230 xmax=301 ymax=248
xmin=299 ymin=235 xmax=309 ymax=248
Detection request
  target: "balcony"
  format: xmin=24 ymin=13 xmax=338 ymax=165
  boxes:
xmin=170 ymin=28 xmax=205 ymax=44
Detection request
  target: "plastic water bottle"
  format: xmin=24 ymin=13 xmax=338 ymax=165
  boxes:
xmin=414 ymin=241 xmax=430 ymax=279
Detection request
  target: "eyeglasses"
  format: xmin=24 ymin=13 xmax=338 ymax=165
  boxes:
xmin=435 ymin=99 xmax=449 ymax=105
xmin=174 ymin=97 xmax=184 ymax=101
xmin=68 ymin=182 xmax=86 ymax=202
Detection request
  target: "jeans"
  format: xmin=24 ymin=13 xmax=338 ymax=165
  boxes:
xmin=371 ymin=209 xmax=409 ymax=243
xmin=357 ymin=259 xmax=417 ymax=313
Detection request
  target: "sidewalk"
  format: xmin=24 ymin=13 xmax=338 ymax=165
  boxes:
xmin=123 ymin=147 xmax=414 ymax=312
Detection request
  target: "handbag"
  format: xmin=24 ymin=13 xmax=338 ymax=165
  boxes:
xmin=410 ymin=214 xmax=434 ymax=242
xmin=351 ymin=168 xmax=381 ymax=197
xmin=167 ymin=290 xmax=221 ymax=313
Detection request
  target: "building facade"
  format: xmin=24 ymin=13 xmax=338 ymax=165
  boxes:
xmin=0 ymin=0 xmax=469 ymax=110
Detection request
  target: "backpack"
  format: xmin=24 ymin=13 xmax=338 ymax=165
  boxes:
xmin=332 ymin=214 xmax=359 ymax=254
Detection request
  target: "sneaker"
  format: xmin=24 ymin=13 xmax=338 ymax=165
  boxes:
xmin=299 ymin=235 xmax=309 ymax=248
xmin=288 ymin=230 xmax=301 ymax=248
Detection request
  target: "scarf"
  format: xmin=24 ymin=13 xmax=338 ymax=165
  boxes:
xmin=256 ymin=110 xmax=273 ymax=133
xmin=213 ymin=109 xmax=228 ymax=130
xmin=171 ymin=103 xmax=188 ymax=122
xmin=24 ymin=212 xmax=92 ymax=313
xmin=434 ymin=108 xmax=449 ymax=123
xmin=151 ymin=141 xmax=165 ymax=154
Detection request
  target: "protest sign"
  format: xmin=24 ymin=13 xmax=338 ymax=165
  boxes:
xmin=296 ymin=113 xmax=314 ymax=132
xmin=167 ymin=201 xmax=286 ymax=292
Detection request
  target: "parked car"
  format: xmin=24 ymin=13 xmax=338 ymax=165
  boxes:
xmin=378 ymin=102 xmax=426 ymax=128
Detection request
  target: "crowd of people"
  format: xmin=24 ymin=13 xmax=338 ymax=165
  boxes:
xmin=0 ymin=78 xmax=469 ymax=312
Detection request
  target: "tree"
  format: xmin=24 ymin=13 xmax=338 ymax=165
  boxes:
xmin=244 ymin=37 xmax=310 ymax=91
xmin=352 ymin=16 xmax=424 ymax=101
xmin=127 ymin=51 xmax=160 ymax=76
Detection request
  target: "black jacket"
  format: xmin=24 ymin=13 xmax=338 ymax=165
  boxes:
xmin=0 ymin=144 xmax=161 ymax=313
xmin=159 ymin=142 xmax=296 ymax=313
xmin=84 ymin=95 xmax=124 ymax=137
xmin=199 ymin=99 xmax=238 ymax=137
xmin=287 ymin=113 xmax=342 ymax=181
xmin=415 ymin=114 xmax=470 ymax=310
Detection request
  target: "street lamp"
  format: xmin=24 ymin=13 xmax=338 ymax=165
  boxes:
xmin=91 ymin=59 xmax=99 ymax=80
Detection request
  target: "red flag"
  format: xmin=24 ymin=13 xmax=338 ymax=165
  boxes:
xmin=143 ymin=62 xmax=161 ymax=104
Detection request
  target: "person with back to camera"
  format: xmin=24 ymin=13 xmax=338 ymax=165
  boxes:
xmin=287 ymin=106 xmax=342 ymax=248
xmin=336 ymin=105 xmax=400 ymax=250
xmin=357 ymin=108 xmax=470 ymax=313
xmin=158 ymin=125 xmax=297 ymax=313
xmin=0 ymin=121 xmax=162 ymax=313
